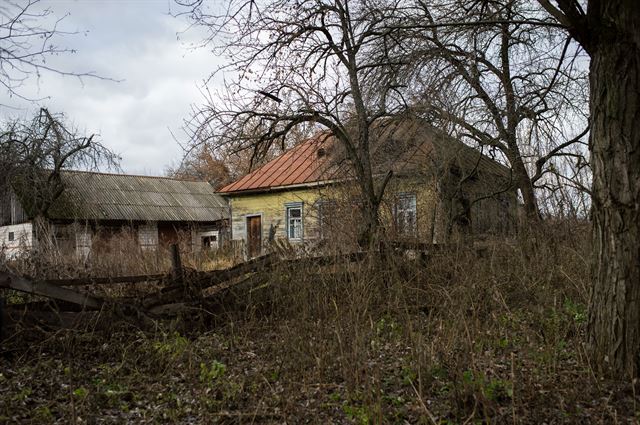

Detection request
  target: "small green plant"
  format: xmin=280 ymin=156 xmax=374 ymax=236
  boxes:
xmin=496 ymin=337 xmax=510 ymax=349
xmin=484 ymin=379 xmax=513 ymax=401
xmin=382 ymin=394 xmax=405 ymax=407
xmin=199 ymin=360 xmax=227 ymax=386
xmin=12 ymin=387 xmax=32 ymax=402
xmin=342 ymin=404 xmax=370 ymax=425
xmin=153 ymin=332 xmax=190 ymax=360
xmin=268 ymin=369 xmax=280 ymax=382
xmin=375 ymin=314 xmax=401 ymax=338
xmin=401 ymin=366 xmax=417 ymax=386
xmin=73 ymin=387 xmax=88 ymax=399
xmin=564 ymin=298 xmax=587 ymax=324
xmin=33 ymin=406 xmax=54 ymax=421
xmin=462 ymin=370 xmax=475 ymax=385
xmin=461 ymin=370 xmax=513 ymax=402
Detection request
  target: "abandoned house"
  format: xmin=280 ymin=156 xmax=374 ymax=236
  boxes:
xmin=0 ymin=170 xmax=229 ymax=258
xmin=219 ymin=117 xmax=517 ymax=257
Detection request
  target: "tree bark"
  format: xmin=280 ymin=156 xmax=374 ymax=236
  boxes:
xmin=510 ymin=152 xmax=541 ymax=221
xmin=587 ymin=0 xmax=640 ymax=377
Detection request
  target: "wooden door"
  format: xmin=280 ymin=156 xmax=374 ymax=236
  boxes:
xmin=246 ymin=216 xmax=262 ymax=257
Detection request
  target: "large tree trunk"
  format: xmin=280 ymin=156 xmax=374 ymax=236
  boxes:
xmin=587 ymin=0 xmax=640 ymax=377
xmin=511 ymin=154 xmax=541 ymax=221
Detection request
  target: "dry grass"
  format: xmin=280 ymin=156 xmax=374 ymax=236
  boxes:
xmin=1 ymin=221 xmax=638 ymax=423
xmin=2 ymin=228 xmax=241 ymax=280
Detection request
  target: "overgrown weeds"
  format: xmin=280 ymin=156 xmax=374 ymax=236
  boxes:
xmin=1 ymin=222 xmax=638 ymax=423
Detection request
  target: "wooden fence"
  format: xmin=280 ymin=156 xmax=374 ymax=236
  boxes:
xmin=0 ymin=240 xmax=449 ymax=338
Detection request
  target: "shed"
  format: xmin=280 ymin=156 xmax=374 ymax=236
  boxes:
xmin=0 ymin=170 xmax=230 ymax=258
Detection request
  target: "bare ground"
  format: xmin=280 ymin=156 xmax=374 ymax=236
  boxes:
xmin=1 ymin=232 xmax=638 ymax=424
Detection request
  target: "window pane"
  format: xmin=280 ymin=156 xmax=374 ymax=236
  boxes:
xmin=394 ymin=194 xmax=417 ymax=235
xmin=287 ymin=206 xmax=303 ymax=239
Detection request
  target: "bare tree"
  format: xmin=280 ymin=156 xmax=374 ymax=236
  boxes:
xmin=166 ymin=144 xmax=232 ymax=189
xmin=0 ymin=0 xmax=111 ymax=104
xmin=0 ymin=108 xmax=119 ymax=223
xmin=369 ymin=0 xmax=589 ymax=221
xmin=178 ymin=0 xmax=408 ymax=246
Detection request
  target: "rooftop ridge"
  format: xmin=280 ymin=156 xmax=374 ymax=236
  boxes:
xmin=61 ymin=169 xmax=211 ymax=184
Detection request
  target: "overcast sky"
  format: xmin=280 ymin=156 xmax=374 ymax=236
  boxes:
xmin=1 ymin=0 xmax=222 ymax=176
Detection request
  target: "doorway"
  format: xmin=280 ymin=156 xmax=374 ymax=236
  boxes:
xmin=246 ymin=215 xmax=262 ymax=257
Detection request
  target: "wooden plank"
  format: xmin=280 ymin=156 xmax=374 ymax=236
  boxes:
xmin=0 ymin=272 xmax=103 ymax=310
xmin=286 ymin=251 xmax=368 ymax=267
xmin=192 ymin=253 xmax=275 ymax=289
xmin=143 ymin=254 xmax=276 ymax=308
xmin=143 ymin=251 xmax=366 ymax=310
xmin=43 ymin=274 xmax=166 ymax=287
xmin=386 ymin=240 xmax=446 ymax=251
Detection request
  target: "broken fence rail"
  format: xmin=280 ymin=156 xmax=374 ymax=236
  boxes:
xmin=0 ymin=272 xmax=103 ymax=310
xmin=43 ymin=274 xmax=166 ymax=287
xmin=1 ymin=248 xmax=392 ymax=316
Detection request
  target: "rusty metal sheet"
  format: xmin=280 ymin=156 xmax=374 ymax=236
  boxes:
xmin=219 ymin=119 xmax=512 ymax=194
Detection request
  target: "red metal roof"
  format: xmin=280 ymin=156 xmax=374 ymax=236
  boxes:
xmin=219 ymin=134 xmax=336 ymax=193
xmin=219 ymin=118 xmax=512 ymax=194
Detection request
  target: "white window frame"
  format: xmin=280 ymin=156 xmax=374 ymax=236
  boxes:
xmin=285 ymin=202 xmax=304 ymax=241
xmin=394 ymin=193 xmax=417 ymax=235
xmin=200 ymin=230 xmax=220 ymax=250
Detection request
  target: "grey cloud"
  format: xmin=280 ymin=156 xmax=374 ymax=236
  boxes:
xmin=1 ymin=0 xmax=221 ymax=176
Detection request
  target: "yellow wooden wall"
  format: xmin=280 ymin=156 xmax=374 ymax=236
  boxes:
xmin=227 ymin=188 xmax=322 ymax=245
xmin=226 ymin=175 xmax=516 ymax=249
xmin=226 ymin=179 xmax=444 ymax=247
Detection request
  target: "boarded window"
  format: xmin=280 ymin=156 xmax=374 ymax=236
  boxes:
xmin=138 ymin=223 xmax=158 ymax=251
xmin=76 ymin=228 xmax=92 ymax=259
xmin=394 ymin=193 xmax=417 ymax=235
xmin=286 ymin=203 xmax=303 ymax=240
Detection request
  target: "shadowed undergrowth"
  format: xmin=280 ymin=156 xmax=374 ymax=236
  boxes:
xmin=1 ymin=222 xmax=638 ymax=423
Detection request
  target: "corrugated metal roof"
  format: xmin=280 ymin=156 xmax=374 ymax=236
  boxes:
xmin=45 ymin=171 xmax=229 ymax=222
xmin=220 ymin=133 xmax=336 ymax=193
xmin=219 ymin=118 xmax=511 ymax=194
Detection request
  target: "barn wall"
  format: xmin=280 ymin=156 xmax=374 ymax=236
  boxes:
xmin=49 ymin=222 xmax=93 ymax=258
xmin=431 ymin=166 xmax=519 ymax=240
xmin=0 ymin=191 xmax=29 ymax=226
xmin=193 ymin=224 xmax=226 ymax=251
xmin=0 ymin=222 xmax=34 ymax=257
xmin=75 ymin=225 xmax=92 ymax=259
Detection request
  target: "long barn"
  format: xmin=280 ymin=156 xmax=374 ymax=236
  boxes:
xmin=0 ymin=171 xmax=229 ymax=258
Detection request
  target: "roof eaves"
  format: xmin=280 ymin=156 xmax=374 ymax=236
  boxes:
xmin=220 ymin=179 xmax=338 ymax=196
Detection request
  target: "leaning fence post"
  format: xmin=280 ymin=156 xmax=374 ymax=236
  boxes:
xmin=170 ymin=244 xmax=183 ymax=285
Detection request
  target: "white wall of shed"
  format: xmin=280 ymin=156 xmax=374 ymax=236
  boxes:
xmin=0 ymin=222 xmax=34 ymax=258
